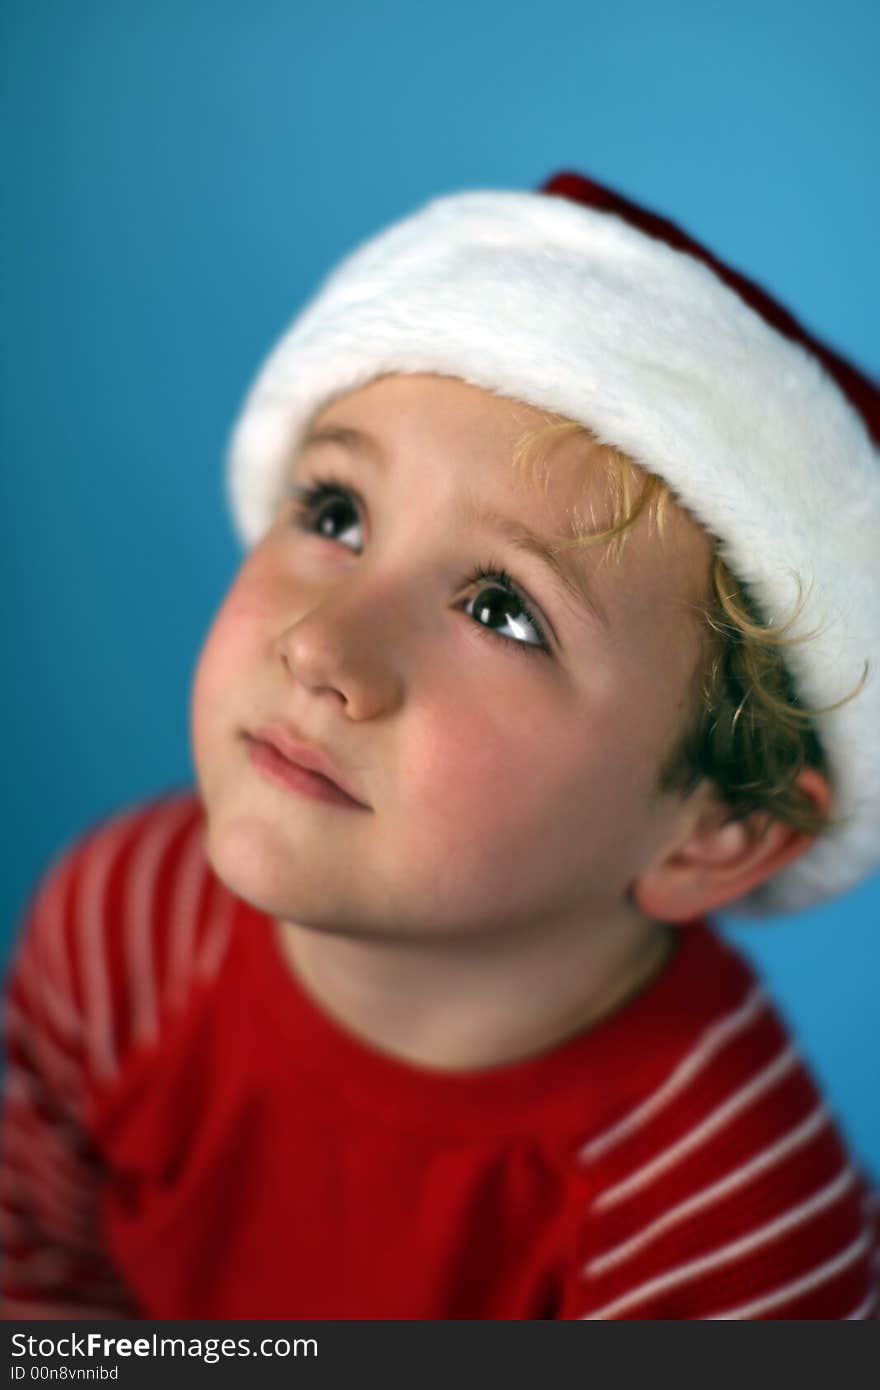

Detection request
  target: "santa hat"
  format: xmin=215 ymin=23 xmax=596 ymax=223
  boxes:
xmin=226 ymin=171 xmax=880 ymax=917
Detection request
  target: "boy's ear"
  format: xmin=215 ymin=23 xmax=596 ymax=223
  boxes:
xmin=631 ymin=768 xmax=833 ymax=922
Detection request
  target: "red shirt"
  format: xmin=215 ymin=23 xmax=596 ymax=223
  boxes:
xmin=2 ymin=790 xmax=877 ymax=1319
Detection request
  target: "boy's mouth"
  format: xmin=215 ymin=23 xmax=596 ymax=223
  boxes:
xmin=244 ymin=725 xmax=371 ymax=810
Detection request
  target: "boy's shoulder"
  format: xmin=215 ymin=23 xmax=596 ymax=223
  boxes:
xmin=573 ymin=924 xmax=875 ymax=1318
xmin=583 ymin=923 xmax=824 ymax=1181
xmin=9 ymin=788 xmax=233 ymax=1093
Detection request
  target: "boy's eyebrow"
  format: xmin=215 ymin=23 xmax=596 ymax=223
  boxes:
xmin=455 ymin=500 xmax=610 ymax=629
xmin=300 ymin=423 xmax=610 ymax=628
xmin=302 ymin=424 xmax=385 ymax=468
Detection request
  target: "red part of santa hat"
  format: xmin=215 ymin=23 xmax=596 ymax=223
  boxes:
xmin=542 ymin=169 xmax=879 ymax=445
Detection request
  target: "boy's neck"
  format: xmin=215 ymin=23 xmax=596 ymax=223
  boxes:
xmin=272 ymin=909 xmax=675 ymax=1071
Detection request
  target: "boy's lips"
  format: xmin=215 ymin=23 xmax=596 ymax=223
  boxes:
xmin=245 ymin=724 xmax=370 ymax=809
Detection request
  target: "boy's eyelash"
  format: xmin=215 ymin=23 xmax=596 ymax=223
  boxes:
xmin=462 ymin=562 xmax=550 ymax=656
xmin=287 ymin=475 xmax=551 ymax=657
xmin=290 ymin=475 xmax=363 ymax=522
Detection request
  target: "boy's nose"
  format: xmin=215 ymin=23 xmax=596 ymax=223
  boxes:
xmin=275 ymin=579 xmax=406 ymax=721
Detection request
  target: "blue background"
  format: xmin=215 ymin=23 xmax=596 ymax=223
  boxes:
xmin=2 ymin=1 xmax=878 ymax=1171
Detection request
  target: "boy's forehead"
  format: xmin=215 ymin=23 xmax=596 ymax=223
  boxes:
xmin=304 ymin=373 xmax=714 ymax=610
xmin=303 ymin=374 xmax=607 ymax=550
xmin=312 ymin=370 xmax=567 ymax=435
xmin=306 ymin=373 xmax=611 ymax=513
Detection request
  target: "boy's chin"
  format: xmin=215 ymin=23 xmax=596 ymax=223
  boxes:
xmin=201 ymin=811 xmax=307 ymax=918
xmin=199 ymin=809 xmax=368 ymax=934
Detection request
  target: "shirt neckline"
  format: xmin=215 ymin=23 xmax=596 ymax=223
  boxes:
xmin=231 ymin=892 xmax=733 ymax=1140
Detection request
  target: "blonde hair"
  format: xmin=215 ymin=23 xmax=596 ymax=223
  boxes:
xmin=512 ymin=419 xmax=869 ymax=838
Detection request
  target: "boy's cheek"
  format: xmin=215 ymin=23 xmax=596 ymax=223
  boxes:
xmin=194 ymin=581 xmax=270 ymax=692
xmin=189 ymin=602 xmax=265 ymax=774
xmin=190 ymin=623 xmax=237 ymax=733
xmin=398 ymin=678 xmax=661 ymax=877
xmin=401 ymin=697 xmax=603 ymax=828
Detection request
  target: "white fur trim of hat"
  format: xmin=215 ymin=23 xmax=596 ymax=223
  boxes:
xmin=226 ymin=175 xmax=880 ymax=918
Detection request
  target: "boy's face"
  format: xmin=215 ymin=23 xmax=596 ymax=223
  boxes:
xmin=191 ymin=373 xmax=714 ymax=942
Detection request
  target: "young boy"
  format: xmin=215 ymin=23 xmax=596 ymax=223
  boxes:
xmin=2 ymin=171 xmax=878 ymax=1320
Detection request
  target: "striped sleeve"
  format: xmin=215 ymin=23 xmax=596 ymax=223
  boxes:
xmin=569 ymin=981 xmax=879 ymax=1320
xmin=1 ymin=790 xmax=229 ymax=1320
xmin=1 ymin=827 xmax=136 ymax=1319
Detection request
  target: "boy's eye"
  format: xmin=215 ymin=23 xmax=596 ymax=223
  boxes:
xmin=462 ymin=569 xmax=548 ymax=653
xmin=292 ymin=480 xmax=364 ymax=551
xmin=289 ymin=478 xmax=550 ymax=656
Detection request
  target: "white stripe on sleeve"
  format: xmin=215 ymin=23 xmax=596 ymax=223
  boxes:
xmin=3 ymin=1002 xmax=82 ymax=1116
xmin=165 ymin=818 xmax=210 ymax=1009
xmin=582 ymin=984 xmax=767 ymax=1163
xmin=582 ymin=1166 xmax=857 ymax=1319
xmin=594 ymin=1043 xmax=800 ymax=1212
xmin=77 ymin=809 xmax=144 ymax=1082
xmin=845 ymin=1290 xmax=877 ymax=1320
xmin=126 ymin=798 xmax=195 ymax=1049
xmin=17 ymin=852 xmax=83 ymax=1045
xmin=586 ymin=1103 xmax=830 ymax=1276
xmin=703 ymin=1230 xmax=871 ymax=1320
